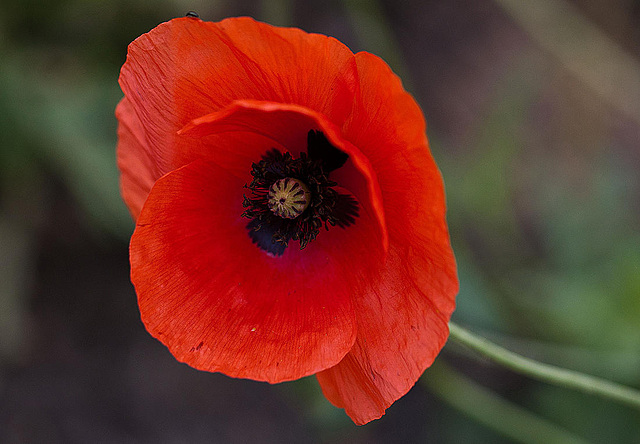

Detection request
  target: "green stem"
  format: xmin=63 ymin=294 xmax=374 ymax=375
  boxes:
xmin=448 ymin=321 xmax=640 ymax=410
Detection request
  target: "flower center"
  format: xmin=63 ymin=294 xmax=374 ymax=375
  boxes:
xmin=267 ymin=177 xmax=311 ymax=219
xmin=242 ymin=130 xmax=359 ymax=256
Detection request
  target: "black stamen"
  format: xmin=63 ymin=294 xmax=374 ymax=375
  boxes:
xmin=307 ymin=130 xmax=349 ymax=172
xmin=246 ymin=219 xmax=287 ymax=256
xmin=243 ymin=130 xmax=358 ymax=255
xmin=333 ymin=193 xmax=360 ymax=228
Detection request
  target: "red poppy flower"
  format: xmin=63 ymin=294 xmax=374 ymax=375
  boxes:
xmin=116 ymin=16 xmax=458 ymax=425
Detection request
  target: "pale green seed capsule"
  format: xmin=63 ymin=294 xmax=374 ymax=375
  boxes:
xmin=267 ymin=177 xmax=311 ymax=219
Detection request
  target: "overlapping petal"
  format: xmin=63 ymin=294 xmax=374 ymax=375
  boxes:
xmin=117 ymin=16 xmax=359 ymax=217
xmin=179 ymin=99 xmax=388 ymax=251
xmin=115 ymin=98 xmax=159 ymax=220
xmin=131 ymin=159 xmax=360 ymax=383
xmin=316 ymin=52 xmax=458 ymax=424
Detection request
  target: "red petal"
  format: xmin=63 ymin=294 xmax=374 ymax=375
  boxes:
xmin=179 ymin=99 xmax=388 ymax=252
xmin=115 ymin=98 xmax=160 ymax=219
xmin=117 ymin=17 xmax=358 ymax=213
xmin=316 ymin=52 xmax=458 ymax=424
xmin=131 ymin=160 xmax=360 ymax=382
xmin=347 ymin=53 xmax=457 ymax=307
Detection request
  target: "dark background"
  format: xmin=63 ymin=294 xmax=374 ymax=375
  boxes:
xmin=1 ymin=0 xmax=639 ymax=442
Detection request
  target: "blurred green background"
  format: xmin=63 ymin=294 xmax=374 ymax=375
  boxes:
xmin=1 ymin=0 xmax=639 ymax=442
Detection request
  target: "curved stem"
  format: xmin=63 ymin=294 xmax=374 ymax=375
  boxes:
xmin=448 ymin=321 xmax=640 ymax=410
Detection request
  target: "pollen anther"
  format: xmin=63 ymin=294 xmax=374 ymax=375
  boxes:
xmin=267 ymin=177 xmax=310 ymax=219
